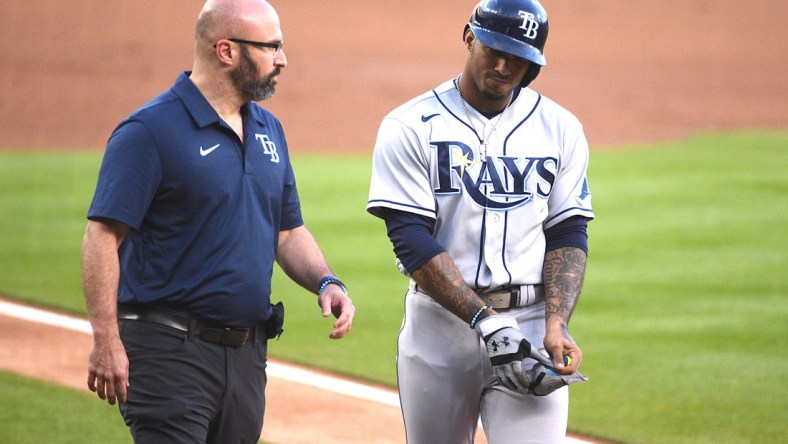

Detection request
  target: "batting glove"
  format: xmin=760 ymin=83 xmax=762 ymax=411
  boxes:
xmin=477 ymin=316 xmax=533 ymax=392
xmin=524 ymin=350 xmax=589 ymax=396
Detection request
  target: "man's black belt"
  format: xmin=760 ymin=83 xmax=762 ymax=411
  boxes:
xmin=117 ymin=305 xmax=258 ymax=347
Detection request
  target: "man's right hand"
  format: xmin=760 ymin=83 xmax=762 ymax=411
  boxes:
xmin=477 ymin=316 xmax=534 ymax=392
xmin=82 ymin=219 xmax=131 ymax=405
xmin=87 ymin=335 xmax=129 ymax=405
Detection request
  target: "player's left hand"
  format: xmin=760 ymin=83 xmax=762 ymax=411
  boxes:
xmin=543 ymin=322 xmax=582 ymax=374
xmin=525 ymin=349 xmax=588 ymax=396
xmin=318 ymin=286 xmax=355 ymax=339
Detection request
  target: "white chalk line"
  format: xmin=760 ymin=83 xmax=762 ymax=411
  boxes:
xmin=0 ymin=298 xmax=400 ymax=406
xmin=0 ymin=298 xmax=591 ymax=444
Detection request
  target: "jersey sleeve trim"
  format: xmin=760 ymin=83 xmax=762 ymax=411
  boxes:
xmin=367 ymin=199 xmax=436 ymax=220
xmin=545 ymin=207 xmax=595 ymax=228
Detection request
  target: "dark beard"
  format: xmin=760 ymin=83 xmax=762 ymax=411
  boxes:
xmin=480 ymin=89 xmax=508 ymax=102
xmin=231 ymin=45 xmax=279 ymax=102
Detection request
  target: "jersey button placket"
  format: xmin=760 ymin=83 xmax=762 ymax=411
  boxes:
xmin=484 ymin=211 xmax=505 ymax=278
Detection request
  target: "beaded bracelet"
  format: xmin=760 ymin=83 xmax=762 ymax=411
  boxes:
xmin=318 ymin=275 xmax=347 ymax=294
xmin=469 ymin=305 xmax=490 ymax=329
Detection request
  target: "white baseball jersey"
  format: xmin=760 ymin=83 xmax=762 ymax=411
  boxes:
xmin=367 ymin=78 xmax=594 ymax=289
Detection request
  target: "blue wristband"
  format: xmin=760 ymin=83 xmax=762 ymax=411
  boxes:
xmin=318 ymin=275 xmax=347 ymax=294
xmin=469 ymin=305 xmax=490 ymax=329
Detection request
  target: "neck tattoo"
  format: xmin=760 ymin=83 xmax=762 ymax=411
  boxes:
xmin=454 ymin=75 xmax=513 ymax=162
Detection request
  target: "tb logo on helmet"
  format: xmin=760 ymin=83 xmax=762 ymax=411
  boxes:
xmin=518 ymin=11 xmax=540 ymax=39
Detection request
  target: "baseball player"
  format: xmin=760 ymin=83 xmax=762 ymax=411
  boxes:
xmin=367 ymin=0 xmax=593 ymax=442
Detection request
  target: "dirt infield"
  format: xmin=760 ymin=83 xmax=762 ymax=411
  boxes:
xmin=0 ymin=0 xmax=786 ymax=443
xmin=0 ymin=300 xmax=612 ymax=443
xmin=0 ymin=307 xmax=411 ymax=444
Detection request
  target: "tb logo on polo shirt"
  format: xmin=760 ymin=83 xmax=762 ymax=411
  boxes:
xmin=255 ymin=134 xmax=280 ymax=163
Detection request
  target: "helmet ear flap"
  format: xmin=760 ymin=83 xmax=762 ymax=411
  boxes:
xmin=521 ymin=63 xmax=541 ymax=88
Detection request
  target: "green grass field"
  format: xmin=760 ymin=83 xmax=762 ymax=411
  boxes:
xmin=0 ymin=372 xmax=132 ymax=443
xmin=0 ymin=131 xmax=786 ymax=443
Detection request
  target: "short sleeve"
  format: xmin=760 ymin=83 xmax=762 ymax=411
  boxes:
xmin=279 ymin=157 xmax=303 ymax=230
xmin=87 ymin=119 xmax=162 ymax=230
xmin=367 ymin=117 xmax=436 ymax=219
xmin=545 ymin=126 xmax=594 ymax=229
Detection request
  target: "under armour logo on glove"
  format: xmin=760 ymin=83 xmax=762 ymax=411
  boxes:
xmin=491 ymin=337 xmax=511 ymax=351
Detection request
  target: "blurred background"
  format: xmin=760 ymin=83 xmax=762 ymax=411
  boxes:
xmin=1 ymin=0 xmax=787 ymax=152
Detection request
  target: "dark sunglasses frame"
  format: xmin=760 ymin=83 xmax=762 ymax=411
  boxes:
xmin=214 ymin=38 xmax=283 ymax=52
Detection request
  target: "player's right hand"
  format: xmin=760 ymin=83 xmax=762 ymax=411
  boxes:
xmin=477 ymin=316 xmax=533 ymax=392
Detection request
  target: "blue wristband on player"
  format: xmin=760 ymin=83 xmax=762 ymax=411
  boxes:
xmin=318 ymin=275 xmax=347 ymax=294
xmin=469 ymin=305 xmax=490 ymax=329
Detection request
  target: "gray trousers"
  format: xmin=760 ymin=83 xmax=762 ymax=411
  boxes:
xmin=397 ymin=289 xmax=569 ymax=444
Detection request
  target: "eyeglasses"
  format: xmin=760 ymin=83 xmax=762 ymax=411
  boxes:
xmin=215 ymin=38 xmax=283 ymax=54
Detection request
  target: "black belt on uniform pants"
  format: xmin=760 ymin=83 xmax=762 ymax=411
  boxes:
xmin=478 ymin=285 xmax=545 ymax=310
xmin=117 ymin=304 xmax=260 ymax=347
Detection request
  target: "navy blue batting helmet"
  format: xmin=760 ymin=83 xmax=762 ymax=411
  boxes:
xmin=466 ymin=0 xmax=549 ymax=86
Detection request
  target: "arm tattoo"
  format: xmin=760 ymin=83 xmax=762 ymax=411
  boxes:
xmin=543 ymin=247 xmax=587 ymax=328
xmin=412 ymin=252 xmax=485 ymax=323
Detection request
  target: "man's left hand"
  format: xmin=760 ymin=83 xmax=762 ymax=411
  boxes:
xmin=318 ymin=287 xmax=355 ymax=339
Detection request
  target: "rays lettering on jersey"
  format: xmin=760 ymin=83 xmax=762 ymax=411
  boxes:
xmin=432 ymin=141 xmax=556 ymax=210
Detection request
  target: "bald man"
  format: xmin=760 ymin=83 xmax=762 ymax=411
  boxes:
xmin=81 ymin=1 xmax=355 ymax=441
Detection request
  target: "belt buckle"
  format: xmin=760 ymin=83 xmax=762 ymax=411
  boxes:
xmin=481 ymin=286 xmax=522 ymax=310
xmin=221 ymin=328 xmax=250 ymax=347
xmin=199 ymin=326 xmax=251 ymax=347
xmin=510 ymin=286 xmax=522 ymax=307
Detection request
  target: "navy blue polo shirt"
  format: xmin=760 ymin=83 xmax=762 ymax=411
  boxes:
xmin=88 ymin=72 xmax=303 ymax=327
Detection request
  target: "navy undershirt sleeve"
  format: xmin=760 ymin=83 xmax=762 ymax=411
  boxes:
xmin=545 ymin=216 xmax=590 ymax=254
xmin=377 ymin=209 xmax=589 ymax=273
xmin=376 ymin=208 xmax=446 ymax=275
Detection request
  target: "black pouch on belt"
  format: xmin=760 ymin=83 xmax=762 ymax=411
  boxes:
xmin=265 ymin=301 xmax=285 ymax=339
